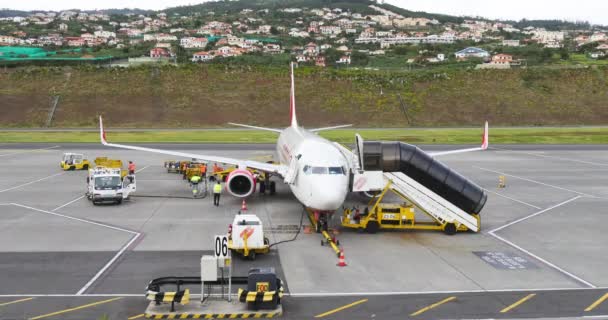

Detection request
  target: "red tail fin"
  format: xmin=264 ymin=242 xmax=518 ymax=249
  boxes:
xmin=290 ymin=62 xmax=298 ymax=128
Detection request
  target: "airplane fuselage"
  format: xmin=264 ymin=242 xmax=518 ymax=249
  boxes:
xmin=277 ymin=126 xmax=350 ymax=211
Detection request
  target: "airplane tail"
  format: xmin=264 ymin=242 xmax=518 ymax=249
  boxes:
xmin=290 ymin=62 xmax=298 ymax=128
xmin=481 ymin=121 xmax=489 ymax=150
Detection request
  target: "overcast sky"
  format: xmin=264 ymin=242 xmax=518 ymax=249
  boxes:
xmin=1 ymin=0 xmax=607 ymax=25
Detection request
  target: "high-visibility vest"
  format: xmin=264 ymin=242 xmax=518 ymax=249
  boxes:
xmin=213 ymin=183 xmax=222 ymax=194
xmin=190 ymin=176 xmax=201 ymax=183
xmin=201 ymin=165 xmax=207 ymax=174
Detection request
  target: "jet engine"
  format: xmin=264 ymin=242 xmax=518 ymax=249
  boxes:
xmin=226 ymin=169 xmax=256 ymax=197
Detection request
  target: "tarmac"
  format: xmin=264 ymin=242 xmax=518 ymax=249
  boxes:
xmin=0 ymin=143 xmax=607 ymax=319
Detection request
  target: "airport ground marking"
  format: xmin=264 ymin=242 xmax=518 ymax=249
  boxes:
xmin=0 ymin=172 xmax=65 ymax=193
xmin=0 ymin=297 xmax=34 ymax=306
xmin=489 ymin=231 xmax=595 ymax=288
xmin=76 ymin=231 xmax=142 ymax=295
xmin=500 ymin=293 xmax=536 ymax=313
xmin=51 ymin=195 xmax=85 ymax=212
xmin=314 ymin=298 xmax=368 ymax=318
xmin=585 ymin=293 xmax=608 ymax=312
xmin=488 ymin=196 xmax=581 ymax=234
xmin=474 ymin=166 xmax=602 ymax=199
xmin=493 ymin=147 xmax=608 ymax=167
xmin=483 ymin=189 xmax=541 ymax=209
xmin=28 ymin=297 xmax=121 ymax=320
xmin=11 ymin=203 xmax=140 ymax=235
xmin=0 ymin=146 xmax=59 ymax=158
xmin=7 ymin=203 xmax=143 ymax=295
xmin=128 ymin=314 xmax=145 ymax=319
xmin=486 ymin=195 xmax=595 ymax=287
xmin=410 ymin=296 xmax=456 ymax=316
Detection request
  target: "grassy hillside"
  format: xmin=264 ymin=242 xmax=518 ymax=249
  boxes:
xmin=1 ymin=65 xmax=607 ymax=128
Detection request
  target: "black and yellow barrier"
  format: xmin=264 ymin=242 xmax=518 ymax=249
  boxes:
xmin=144 ymin=311 xmax=283 ymax=319
xmin=237 ymin=288 xmax=283 ymax=303
xmin=146 ymin=289 xmax=190 ymax=305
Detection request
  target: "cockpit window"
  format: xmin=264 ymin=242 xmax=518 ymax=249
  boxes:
xmin=303 ymin=165 xmax=345 ymax=175
xmin=328 ymin=167 xmax=345 ymax=175
xmin=312 ymin=167 xmax=328 ymax=174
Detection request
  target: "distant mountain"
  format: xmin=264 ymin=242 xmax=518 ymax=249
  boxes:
xmin=1 ymin=0 xmax=597 ymax=30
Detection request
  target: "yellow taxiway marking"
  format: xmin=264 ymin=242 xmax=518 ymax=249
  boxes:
xmin=410 ymin=296 xmax=456 ymax=316
xmin=501 ymin=293 xmax=536 ymax=313
xmin=585 ymin=293 xmax=608 ymax=312
xmin=0 ymin=297 xmax=34 ymax=306
xmin=314 ymin=298 xmax=368 ymax=318
xmin=29 ymin=297 xmax=121 ymax=320
xmin=128 ymin=314 xmax=145 ymax=319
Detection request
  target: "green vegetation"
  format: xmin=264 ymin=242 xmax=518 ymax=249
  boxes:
xmin=2 ymin=127 xmax=608 ymax=144
xmin=1 ymin=65 xmax=608 ymax=129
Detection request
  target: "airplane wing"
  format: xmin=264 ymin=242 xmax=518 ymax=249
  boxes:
xmin=99 ymin=117 xmax=287 ymax=176
xmin=310 ymin=124 xmax=353 ymax=132
xmin=428 ymin=121 xmax=489 ymax=157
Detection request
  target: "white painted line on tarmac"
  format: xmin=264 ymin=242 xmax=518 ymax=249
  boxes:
xmin=75 ymin=232 xmax=141 ymax=295
xmin=489 ymin=231 xmax=595 ymax=288
xmin=11 ymin=203 xmax=139 ymax=235
xmin=483 ymin=189 xmax=542 ymax=210
xmin=475 ymin=166 xmax=602 ymax=199
xmin=51 ymin=195 xmax=85 ymax=212
xmin=135 ymin=165 xmax=151 ymax=173
xmin=0 ymin=145 xmax=60 ymax=157
xmin=486 ymin=196 xmax=595 ymax=288
xmin=488 ymin=196 xmax=581 ymax=234
xmin=0 ymin=172 xmax=65 ymax=193
xmin=9 ymin=203 xmax=144 ymax=296
xmin=493 ymin=147 xmax=608 ymax=167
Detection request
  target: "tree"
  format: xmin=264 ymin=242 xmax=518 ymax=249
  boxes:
xmin=350 ymin=51 xmax=369 ymax=66
xmin=559 ymin=49 xmax=570 ymax=60
xmin=270 ymin=26 xmax=279 ymax=35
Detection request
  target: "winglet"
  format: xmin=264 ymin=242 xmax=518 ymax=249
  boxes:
xmin=481 ymin=121 xmax=489 ymax=150
xmin=99 ymin=116 xmax=108 ymax=145
xmin=289 ymin=62 xmax=298 ymax=128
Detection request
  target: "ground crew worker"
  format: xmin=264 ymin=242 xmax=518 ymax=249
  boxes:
xmin=213 ymin=181 xmax=222 ymax=206
xmin=128 ymin=161 xmax=136 ymax=175
xmin=201 ymin=163 xmax=207 ymax=178
xmin=190 ymin=175 xmax=201 ymax=185
xmin=213 ymin=163 xmax=220 ymax=173
xmin=127 ymin=161 xmax=136 ymax=183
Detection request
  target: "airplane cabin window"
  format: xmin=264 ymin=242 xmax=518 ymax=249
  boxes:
xmin=312 ymin=167 xmax=328 ymax=174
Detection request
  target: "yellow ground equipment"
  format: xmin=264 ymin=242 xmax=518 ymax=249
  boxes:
xmin=60 ymin=153 xmax=90 ymax=170
xmin=94 ymin=157 xmax=127 ymax=178
xmin=228 ymin=214 xmax=270 ymax=260
xmin=341 ymin=180 xmax=479 ymax=235
xmin=184 ymin=162 xmax=207 ymax=181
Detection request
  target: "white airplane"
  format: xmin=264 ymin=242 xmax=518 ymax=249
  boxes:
xmin=99 ymin=63 xmax=488 ymax=213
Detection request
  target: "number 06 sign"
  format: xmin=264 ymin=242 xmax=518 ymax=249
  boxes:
xmin=214 ymin=235 xmax=230 ymax=258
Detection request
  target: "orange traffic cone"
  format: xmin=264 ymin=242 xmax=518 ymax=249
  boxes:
xmin=337 ymin=249 xmax=347 ymax=267
xmin=241 ymin=200 xmax=248 ymax=212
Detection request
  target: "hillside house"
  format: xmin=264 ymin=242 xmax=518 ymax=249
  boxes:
xmin=455 ymin=47 xmax=489 ymax=60
xmin=336 ymin=55 xmax=351 ymax=64
xmin=315 ymin=56 xmax=326 ymax=67
xmin=491 ymin=53 xmax=513 ymax=64
xmin=192 ymin=51 xmax=213 ymax=62
xmin=150 ymin=47 xmax=170 ymax=58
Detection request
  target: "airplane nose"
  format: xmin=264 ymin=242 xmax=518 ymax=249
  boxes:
xmin=312 ymin=183 xmax=348 ymax=211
